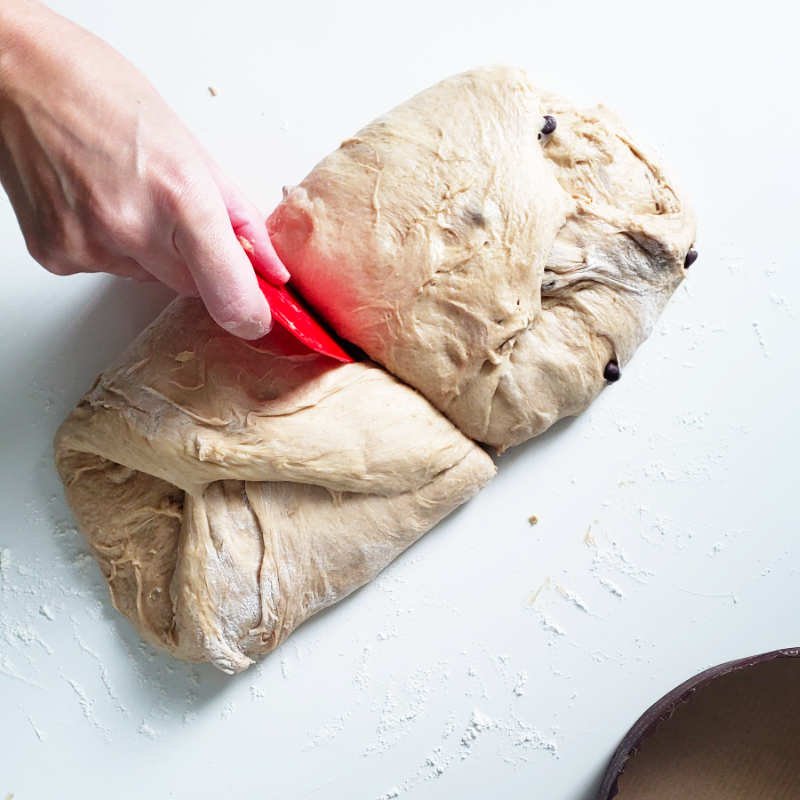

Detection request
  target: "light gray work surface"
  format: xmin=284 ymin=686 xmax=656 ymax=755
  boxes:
xmin=1 ymin=1 xmax=797 ymax=797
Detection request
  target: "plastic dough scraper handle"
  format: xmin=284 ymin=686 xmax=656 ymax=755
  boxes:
xmin=238 ymin=235 xmax=353 ymax=363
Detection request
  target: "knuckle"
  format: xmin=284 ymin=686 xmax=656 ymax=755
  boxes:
xmin=151 ymin=159 xmax=200 ymax=210
xmin=24 ymin=234 xmax=51 ymax=266
xmin=58 ymin=219 xmax=102 ymax=268
xmin=25 ymin=232 xmax=69 ymax=274
xmin=152 ymin=160 xmax=220 ymax=228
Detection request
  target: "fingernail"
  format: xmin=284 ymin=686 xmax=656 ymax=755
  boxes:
xmin=225 ymin=313 xmax=272 ymax=340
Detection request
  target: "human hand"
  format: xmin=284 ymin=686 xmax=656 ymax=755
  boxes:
xmin=0 ymin=0 xmax=288 ymax=339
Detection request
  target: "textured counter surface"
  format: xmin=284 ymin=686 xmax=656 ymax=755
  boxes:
xmin=1 ymin=1 xmax=798 ymax=798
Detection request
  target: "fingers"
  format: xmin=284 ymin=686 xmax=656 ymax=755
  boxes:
xmin=208 ymin=165 xmax=291 ymax=285
xmin=172 ymin=200 xmax=272 ymax=340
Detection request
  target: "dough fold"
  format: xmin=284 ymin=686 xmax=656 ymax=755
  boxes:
xmin=55 ymin=300 xmax=495 ymax=672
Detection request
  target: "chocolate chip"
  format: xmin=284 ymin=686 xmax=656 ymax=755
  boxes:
xmin=604 ymin=360 xmax=621 ymax=382
xmin=466 ymin=209 xmax=486 ymax=227
xmin=541 ymin=115 xmax=557 ymax=136
xmin=684 ymin=247 xmax=698 ymax=268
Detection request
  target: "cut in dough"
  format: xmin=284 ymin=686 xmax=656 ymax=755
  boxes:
xmin=270 ymin=66 xmax=695 ymax=449
xmin=55 ymin=300 xmax=495 ymax=672
xmin=55 ymin=67 xmax=696 ymax=671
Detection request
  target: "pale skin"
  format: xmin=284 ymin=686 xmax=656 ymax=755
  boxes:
xmin=0 ymin=0 xmax=289 ymax=339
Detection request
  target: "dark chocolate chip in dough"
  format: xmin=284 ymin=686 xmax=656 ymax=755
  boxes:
xmin=684 ymin=248 xmax=698 ymax=268
xmin=541 ymin=115 xmax=557 ymax=135
xmin=466 ymin=209 xmax=486 ymax=227
xmin=604 ymin=360 xmax=621 ymax=382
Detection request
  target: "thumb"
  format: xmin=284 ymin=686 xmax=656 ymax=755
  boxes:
xmin=173 ymin=199 xmax=272 ymax=340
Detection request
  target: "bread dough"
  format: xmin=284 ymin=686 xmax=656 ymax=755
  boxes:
xmin=55 ymin=67 xmax=696 ymax=671
xmin=55 ymin=300 xmax=495 ymax=672
xmin=270 ymin=66 xmax=695 ymax=449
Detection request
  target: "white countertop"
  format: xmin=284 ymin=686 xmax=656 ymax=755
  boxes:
xmin=1 ymin=1 xmax=798 ymax=798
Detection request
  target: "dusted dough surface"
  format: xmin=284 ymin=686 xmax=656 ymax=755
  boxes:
xmin=55 ymin=299 xmax=495 ymax=672
xmin=269 ymin=66 xmax=696 ymax=449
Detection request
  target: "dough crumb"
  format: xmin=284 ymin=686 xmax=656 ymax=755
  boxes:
xmin=207 ymin=85 xmax=219 ymax=97
xmin=528 ymin=514 xmax=539 ymax=526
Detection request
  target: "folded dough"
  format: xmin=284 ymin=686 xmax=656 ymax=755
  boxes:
xmin=55 ymin=299 xmax=495 ymax=672
xmin=55 ymin=66 xmax=696 ymax=672
xmin=270 ymin=66 xmax=695 ymax=449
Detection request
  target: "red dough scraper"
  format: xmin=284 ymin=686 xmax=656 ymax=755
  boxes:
xmin=238 ymin=234 xmax=353 ymax=363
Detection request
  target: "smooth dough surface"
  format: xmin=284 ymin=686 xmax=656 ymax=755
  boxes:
xmin=55 ymin=299 xmax=495 ymax=672
xmin=270 ymin=66 xmax=696 ymax=449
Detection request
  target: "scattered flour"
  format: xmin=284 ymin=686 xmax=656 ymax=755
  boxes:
xmin=303 ymin=710 xmax=353 ymax=750
xmin=0 ymin=653 xmax=43 ymax=689
xmin=555 ymin=584 xmax=591 ymax=613
xmin=73 ymin=631 xmax=128 ymax=715
xmin=538 ymin=614 xmax=566 ymax=637
xmin=250 ymin=685 xmax=266 ymax=701
xmin=138 ymin=722 xmax=158 ymax=739
xmin=0 ymin=548 xmax=12 ymax=586
xmin=752 ymin=321 xmax=769 ymax=357
xmin=11 ymin=623 xmax=53 ymax=654
xmin=585 ymin=526 xmax=653 ymax=584
xmin=26 ymin=715 xmax=46 ymax=742
xmin=599 ymin=578 xmax=624 ymax=598
xmin=392 ymin=703 xmax=560 ymax=792
xmin=460 ymin=708 xmax=494 ymax=755
xmin=364 ymin=661 xmax=450 ymax=756
xmin=353 ymin=645 xmax=372 ymax=691
xmin=65 ymin=677 xmax=111 ymax=739
xmin=426 ymin=749 xmax=446 ymax=776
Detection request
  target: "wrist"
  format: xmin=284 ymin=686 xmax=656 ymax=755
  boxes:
xmin=0 ymin=0 xmax=47 ymax=89
xmin=0 ymin=1 xmax=52 ymax=104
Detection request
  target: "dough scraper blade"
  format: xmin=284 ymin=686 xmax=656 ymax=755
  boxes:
xmin=256 ymin=276 xmax=353 ymax=362
xmin=238 ymin=234 xmax=354 ymax=363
